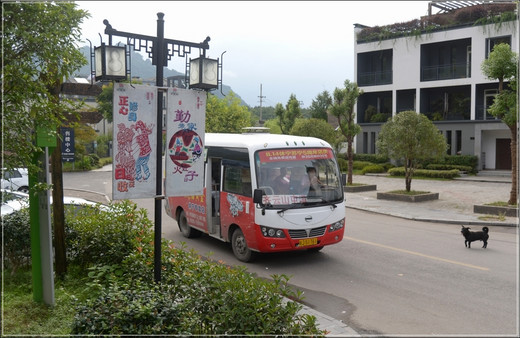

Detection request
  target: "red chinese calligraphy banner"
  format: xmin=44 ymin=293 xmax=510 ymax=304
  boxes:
xmin=165 ymin=88 xmax=206 ymax=197
xmin=112 ymin=83 xmax=157 ymax=199
xmin=258 ymin=148 xmax=334 ymax=163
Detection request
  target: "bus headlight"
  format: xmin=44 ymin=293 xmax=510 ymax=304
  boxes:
xmin=328 ymin=219 xmax=345 ymax=232
xmin=261 ymin=226 xmax=286 ymax=238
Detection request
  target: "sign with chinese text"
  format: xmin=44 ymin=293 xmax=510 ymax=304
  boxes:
xmin=60 ymin=127 xmax=75 ymax=162
xmin=258 ymin=148 xmax=334 ymax=163
xmin=165 ymin=88 xmax=206 ymax=196
xmin=112 ymin=83 xmax=157 ymax=199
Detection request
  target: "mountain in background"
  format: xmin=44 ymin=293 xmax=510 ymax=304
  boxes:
xmin=75 ymin=46 xmax=248 ymax=105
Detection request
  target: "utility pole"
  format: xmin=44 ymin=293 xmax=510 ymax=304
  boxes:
xmin=258 ymin=84 xmax=266 ymax=126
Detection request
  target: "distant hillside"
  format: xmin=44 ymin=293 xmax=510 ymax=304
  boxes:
xmin=75 ymin=45 xmax=247 ymax=105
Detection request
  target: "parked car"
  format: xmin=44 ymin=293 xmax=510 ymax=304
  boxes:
xmin=1 ymin=189 xmax=106 ymax=216
xmin=1 ymin=168 xmax=29 ymax=193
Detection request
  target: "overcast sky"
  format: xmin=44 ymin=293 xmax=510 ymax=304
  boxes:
xmin=77 ymin=1 xmax=431 ymax=107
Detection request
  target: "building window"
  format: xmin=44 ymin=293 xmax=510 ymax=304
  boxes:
xmin=446 ymin=130 xmax=452 ymax=155
xmin=363 ymin=132 xmax=368 ymax=153
xmin=357 ymin=49 xmax=393 ymax=86
xmin=456 ymin=130 xmax=462 ymax=155
xmin=486 ymin=36 xmax=511 ymax=58
xmin=370 ymin=132 xmax=376 ymax=154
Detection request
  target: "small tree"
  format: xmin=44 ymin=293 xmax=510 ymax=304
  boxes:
xmin=275 ymin=94 xmax=302 ymax=134
xmin=481 ymin=43 xmax=518 ymax=205
xmin=205 ymin=92 xmax=251 ymax=133
xmin=329 ymin=80 xmax=362 ymax=185
xmin=309 ymin=91 xmax=332 ymax=121
xmin=377 ymin=111 xmax=447 ymax=192
xmin=289 ymin=118 xmax=336 ymax=145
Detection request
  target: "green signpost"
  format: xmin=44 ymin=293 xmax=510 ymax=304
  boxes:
xmin=29 ymin=126 xmax=56 ymax=305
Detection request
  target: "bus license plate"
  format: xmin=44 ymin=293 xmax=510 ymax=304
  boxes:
xmin=299 ymin=238 xmax=318 ymax=247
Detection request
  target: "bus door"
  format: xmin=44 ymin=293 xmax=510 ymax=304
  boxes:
xmin=220 ymin=159 xmax=256 ymax=246
xmin=206 ymin=157 xmax=221 ymax=237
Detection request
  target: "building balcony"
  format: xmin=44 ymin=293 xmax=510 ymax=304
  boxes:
xmin=421 ymin=62 xmax=470 ymax=81
xmin=358 ymin=70 xmax=393 ymax=86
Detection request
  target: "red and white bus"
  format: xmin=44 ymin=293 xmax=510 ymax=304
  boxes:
xmin=165 ymin=131 xmax=345 ymax=261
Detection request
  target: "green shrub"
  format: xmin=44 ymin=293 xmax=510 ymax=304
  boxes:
xmin=337 ymin=158 xmax=348 ymax=172
xmin=73 ymin=238 xmax=323 ymax=336
xmin=65 ymin=200 xmax=152 ymax=267
xmin=2 ymin=208 xmax=31 ymax=272
xmin=388 ymin=167 xmax=460 ymax=179
xmin=353 ymin=161 xmax=373 ymax=170
xmin=426 ymin=164 xmax=472 ymax=172
xmin=362 ymin=164 xmax=385 ymax=174
xmin=353 ymin=153 xmax=389 ymax=163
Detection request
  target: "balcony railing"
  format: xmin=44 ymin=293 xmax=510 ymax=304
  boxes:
xmin=421 ymin=62 xmax=470 ymax=81
xmin=358 ymin=70 xmax=393 ymax=86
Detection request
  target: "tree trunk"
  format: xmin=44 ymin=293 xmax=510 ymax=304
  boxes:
xmin=508 ymin=125 xmax=517 ymax=205
xmin=347 ymin=137 xmax=353 ymax=185
xmin=405 ymin=159 xmax=412 ymax=192
xmin=52 ymin=129 xmax=67 ymax=278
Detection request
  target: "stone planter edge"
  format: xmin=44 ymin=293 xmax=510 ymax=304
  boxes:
xmin=377 ymin=192 xmax=439 ymax=202
xmin=473 ymin=205 xmax=518 ymax=217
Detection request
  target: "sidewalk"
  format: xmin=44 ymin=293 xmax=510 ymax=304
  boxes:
xmin=345 ymin=172 xmax=518 ymax=227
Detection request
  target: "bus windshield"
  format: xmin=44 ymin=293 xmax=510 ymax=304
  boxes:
xmin=255 ymin=148 xmax=343 ymax=206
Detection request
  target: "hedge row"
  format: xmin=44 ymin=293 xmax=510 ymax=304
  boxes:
xmin=388 ymin=167 xmax=460 ymax=179
xmin=426 ymin=164 xmax=473 ymax=172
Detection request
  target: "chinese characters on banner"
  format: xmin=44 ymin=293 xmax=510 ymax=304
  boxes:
xmin=112 ymin=83 xmax=157 ymax=199
xmin=165 ymin=87 xmax=206 ymax=196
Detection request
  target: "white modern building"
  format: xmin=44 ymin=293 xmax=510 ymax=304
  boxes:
xmin=354 ymin=1 xmax=518 ymax=170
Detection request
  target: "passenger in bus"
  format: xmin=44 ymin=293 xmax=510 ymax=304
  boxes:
xmin=289 ymin=167 xmax=310 ymax=195
xmin=271 ymin=167 xmax=290 ymax=194
xmin=307 ymin=167 xmax=322 ymax=195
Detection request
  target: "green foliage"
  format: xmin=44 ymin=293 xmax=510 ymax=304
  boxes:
xmin=426 ymin=164 xmax=473 ymax=172
xmin=309 ymin=90 xmax=332 ymax=121
xmin=362 ymin=164 xmax=385 ymax=175
xmin=337 ymin=158 xmax=349 ymax=172
xmin=289 ymin=118 xmax=336 ymax=145
xmin=3 ymin=200 xmax=323 ymax=335
xmin=353 ymin=161 xmax=373 ymax=171
xmin=3 ymin=2 xmax=88 ymax=171
xmin=377 ymin=110 xmax=447 ymax=191
xmin=206 ymin=92 xmax=252 ymax=133
xmin=2 ymin=208 xmax=31 ymax=273
xmin=65 ymin=200 xmax=152 ymax=267
xmin=353 ymin=153 xmax=389 ymax=164
xmin=388 ymin=167 xmax=460 ymax=179
xmin=275 ymin=94 xmax=302 ymax=134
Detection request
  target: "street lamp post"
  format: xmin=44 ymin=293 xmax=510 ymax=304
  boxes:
xmin=96 ymin=13 xmax=218 ymax=282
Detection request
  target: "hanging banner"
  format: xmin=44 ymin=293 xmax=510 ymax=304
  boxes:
xmin=112 ymin=83 xmax=157 ymax=199
xmin=165 ymin=88 xmax=206 ymax=196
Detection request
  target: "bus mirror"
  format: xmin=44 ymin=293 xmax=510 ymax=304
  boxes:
xmin=253 ymin=189 xmax=264 ymax=206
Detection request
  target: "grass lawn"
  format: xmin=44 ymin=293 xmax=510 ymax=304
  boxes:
xmin=3 ymin=267 xmax=91 ymax=335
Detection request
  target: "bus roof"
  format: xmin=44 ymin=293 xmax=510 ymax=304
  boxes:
xmin=205 ymin=133 xmax=332 ymax=150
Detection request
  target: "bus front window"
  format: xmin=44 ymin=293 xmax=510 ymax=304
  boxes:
xmin=255 ymin=148 xmax=343 ymax=206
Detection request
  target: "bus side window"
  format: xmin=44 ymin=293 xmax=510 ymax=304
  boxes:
xmin=223 ymin=165 xmax=251 ymax=197
xmin=241 ymin=168 xmax=252 ymax=197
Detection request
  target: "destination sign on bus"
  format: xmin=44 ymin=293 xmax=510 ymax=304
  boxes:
xmin=258 ymin=148 xmax=333 ymax=162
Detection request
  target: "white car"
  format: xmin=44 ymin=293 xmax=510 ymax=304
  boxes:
xmin=1 ymin=189 xmax=106 ymax=216
xmin=1 ymin=168 xmax=29 ymax=193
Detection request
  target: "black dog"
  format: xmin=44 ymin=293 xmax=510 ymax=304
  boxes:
xmin=461 ymin=225 xmax=489 ymax=248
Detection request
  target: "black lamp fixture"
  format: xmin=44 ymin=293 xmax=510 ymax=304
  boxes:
xmin=94 ymin=43 xmax=128 ymax=82
xmin=189 ymin=55 xmax=219 ymax=90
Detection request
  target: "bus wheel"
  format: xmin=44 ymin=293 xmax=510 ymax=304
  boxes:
xmin=178 ymin=210 xmax=201 ymax=238
xmin=231 ymin=228 xmax=255 ymax=262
